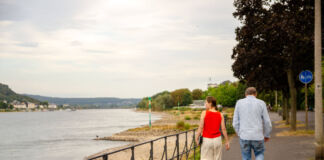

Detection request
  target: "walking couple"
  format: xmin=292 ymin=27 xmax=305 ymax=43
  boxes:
xmin=195 ymin=87 xmax=272 ymax=160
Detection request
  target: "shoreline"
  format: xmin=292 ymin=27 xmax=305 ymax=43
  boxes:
xmin=85 ymin=109 xmax=201 ymax=160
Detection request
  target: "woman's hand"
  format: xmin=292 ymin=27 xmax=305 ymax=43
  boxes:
xmin=195 ymin=137 xmax=199 ymax=146
xmin=225 ymin=142 xmax=230 ymax=150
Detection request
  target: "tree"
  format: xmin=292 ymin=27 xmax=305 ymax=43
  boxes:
xmin=232 ymin=0 xmax=314 ymax=130
xmin=137 ymin=97 xmax=149 ymax=109
xmin=171 ymin=89 xmax=193 ymax=106
xmin=153 ymin=93 xmax=174 ymax=110
xmin=214 ymin=83 xmax=239 ymax=107
xmin=202 ymin=82 xmax=244 ymax=107
xmin=192 ymin=89 xmax=203 ymax=100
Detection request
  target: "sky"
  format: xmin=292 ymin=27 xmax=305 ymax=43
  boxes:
xmin=0 ymin=0 xmax=239 ymax=98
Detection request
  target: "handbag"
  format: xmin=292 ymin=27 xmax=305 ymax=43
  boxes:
xmin=199 ymin=135 xmax=203 ymax=145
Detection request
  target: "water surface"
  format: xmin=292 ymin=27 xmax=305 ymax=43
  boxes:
xmin=0 ymin=109 xmax=160 ymax=160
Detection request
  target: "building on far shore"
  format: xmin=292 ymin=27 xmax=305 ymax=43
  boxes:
xmin=38 ymin=105 xmax=45 ymax=109
xmin=13 ymin=103 xmax=27 ymax=109
xmin=48 ymin=104 xmax=57 ymax=109
xmin=27 ymin=102 xmax=36 ymax=109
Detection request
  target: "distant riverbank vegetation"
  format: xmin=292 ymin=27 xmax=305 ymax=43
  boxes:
xmin=137 ymin=80 xmax=319 ymax=113
xmin=137 ymin=81 xmax=248 ymax=111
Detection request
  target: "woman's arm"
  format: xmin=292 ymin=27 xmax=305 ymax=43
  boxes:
xmin=221 ymin=113 xmax=230 ymax=150
xmin=195 ymin=111 xmax=206 ymax=145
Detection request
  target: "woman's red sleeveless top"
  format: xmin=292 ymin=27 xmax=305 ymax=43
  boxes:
xmin=202 ymin=110 xmax=222 ymax=138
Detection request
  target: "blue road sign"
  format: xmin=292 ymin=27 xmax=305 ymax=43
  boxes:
xmin=299 ymin=70 xmax=313 ymax=84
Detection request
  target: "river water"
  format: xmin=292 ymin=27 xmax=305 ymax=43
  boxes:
xmin=0 ymin=109 xmax=160 ymax=160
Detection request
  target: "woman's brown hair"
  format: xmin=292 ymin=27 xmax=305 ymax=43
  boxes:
xmin=206 ymin=96 xmax=217 ymax=109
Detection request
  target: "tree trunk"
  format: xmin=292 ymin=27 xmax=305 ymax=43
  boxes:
xmin=287 ymin=68 xmax=297 ymax=131
xmin=282 ymin=95 xmax=287 ymax=121
xmin=283 ymin=92 xmax=290 ymax=125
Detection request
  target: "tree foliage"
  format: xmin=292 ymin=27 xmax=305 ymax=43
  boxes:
xmin=192 ymin=89 xmax=203 ymax=100
xmin=137 ymin=91 xmax=174 ymax=110
xmin=203 ymin=81 xmax=246 ymax=107
xmin=0 ymin=102 xmax=13 ymax=109
xmin=232 ymin=0 xmax=314 ymax=130
xmin=171 ymin=88 xmax=193 ymax=106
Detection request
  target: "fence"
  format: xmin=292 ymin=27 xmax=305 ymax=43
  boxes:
xmin=88 ymin=117 xmax=233 ymax=160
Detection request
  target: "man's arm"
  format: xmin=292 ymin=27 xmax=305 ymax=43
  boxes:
xmin=232 ymin=102 xmax=240 ymax=135
xmin=262 ymin=102 xmax=272 ymax=139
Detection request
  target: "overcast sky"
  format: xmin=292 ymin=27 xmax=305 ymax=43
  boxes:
xmin=0 ymin=0 xmax=239 ymax=98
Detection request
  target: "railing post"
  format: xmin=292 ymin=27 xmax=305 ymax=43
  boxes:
xmin=164 ymin=137 xmax=168 ymax=160
xmin=176 ymin=134 xmax=180 ymax=160
xmin=150 ymin=141 xmax=153 ymax=160
xmin=131 ymin=146 xmax=135 ymax=160
xmin=185 ymin=131 xmax=188 ymax=159
xmin=103 ymin=155 xmax=108 ymax=160
xmin=193 ymin=129 xmax=196 ymax=159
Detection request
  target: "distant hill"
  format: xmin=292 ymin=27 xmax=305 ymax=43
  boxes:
xmin=0 ymin=83 xmax=41 ymax=104
xmin=24 ymin=94 xmax=141 ymax=108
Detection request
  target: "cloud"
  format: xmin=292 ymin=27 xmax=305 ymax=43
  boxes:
xmin=0 ymin=0 xmax=238 ymax=98
xmin=16 ymin=42 xmax=38 ymax=47
xmin=70 ymin=40 xmax=82 ymax=46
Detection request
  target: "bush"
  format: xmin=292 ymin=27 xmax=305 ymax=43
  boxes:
xmin=185 ymin=115 xmax=191 ymax=120
xmin=223 ymin=114 xmax=228 ymax=119
xmin=184 ymin=123 xmax=191 ymax=130
xmin=179 ymin=107 xmax=192 ymax=111
xmin=193 ymin=115 xmax=200 ymax=120
xmin=226 ymin=125 xmax=236 ymax=135
xmin=181 ymin=111 xmax=185 ymax=114
xmin=176 ymin=121 xmax=185 ymax=129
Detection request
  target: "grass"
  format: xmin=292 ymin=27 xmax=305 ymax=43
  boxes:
xmin=275 ymin=123 xmax=306 ymax=129
xmin=177 ymin=121 xmax=185 ymax=128
xmin=193 ymin=115 xmax=200 ymax=120
xmin=185 ymin=115 xmax=192 ymax=120
xmin=223 ymin=107 xmax=235 ymax=114
xmin=276 ymin=129 xmax=315 ymax=137
xmin=188 ymin=146 xmax=201 ymax=160
xmin=274 ymin=120 xmax=302 ymax=124
xmin=273 ymin=120 xmax=286 ymax=124
xmin=127 ymin=125 xmax=178 ymax=132
xmin=184 ymin=123 xmax=191 ymax=130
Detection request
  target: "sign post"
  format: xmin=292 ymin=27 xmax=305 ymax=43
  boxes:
xmin=177 ymin=95 xmax=180 ymax=111
xmin=299 ymin=70 xmax=313 ymax=129
xmin=148 ymin=97 xmax=152 ymax=129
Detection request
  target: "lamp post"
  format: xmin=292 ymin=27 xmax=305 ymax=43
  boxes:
xmin=149 ymin=97 xmax=152 ymax=129
xmin=314 ymin=0 xmax=323 ymax=158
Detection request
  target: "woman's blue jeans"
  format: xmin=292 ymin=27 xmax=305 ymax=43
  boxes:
xmin=239 ymin=139 xmax=265 ymax=160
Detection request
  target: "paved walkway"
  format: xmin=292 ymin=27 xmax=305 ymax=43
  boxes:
xmin=222 ymin=112 xmax=316 ymax=160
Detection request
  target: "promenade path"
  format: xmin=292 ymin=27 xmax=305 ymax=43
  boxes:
xmin=222 ymin=111 xmax=319 ymax=160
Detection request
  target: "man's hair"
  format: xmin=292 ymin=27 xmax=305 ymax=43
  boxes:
xmin=206 ymin=96 xmax=217 ymax=109
xmin=245 ymin=87 xmax=257 ymax=95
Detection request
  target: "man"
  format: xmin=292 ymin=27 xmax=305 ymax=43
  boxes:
xmin=232 ymin=87 xmax=272 ymax=160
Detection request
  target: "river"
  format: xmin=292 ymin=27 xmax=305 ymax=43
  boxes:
xmin=0 ymin=109 xmax=160 ymax=160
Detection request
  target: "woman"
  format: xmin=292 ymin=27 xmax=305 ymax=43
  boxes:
xmin=195 ymin=96 xmax=230 ymax=160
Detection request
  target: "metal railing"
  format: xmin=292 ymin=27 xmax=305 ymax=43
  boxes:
xmin=88 ymin=117 xmax=233 ymax=160
xmin=88 ymin=129 xmax=198 ymax=160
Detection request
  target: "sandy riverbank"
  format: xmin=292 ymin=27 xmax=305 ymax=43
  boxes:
xmin=85 ymin=109 xmax=202 ymax=160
